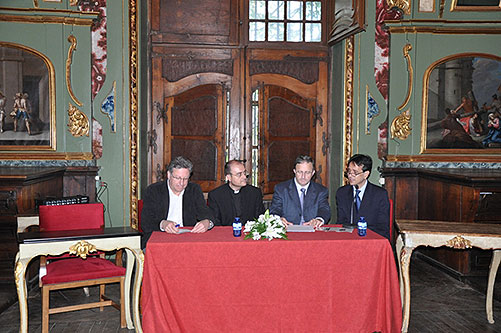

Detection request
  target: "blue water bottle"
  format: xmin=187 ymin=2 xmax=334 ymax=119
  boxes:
xmin=233 ymin=217 xmax=242 ymax=237
xmin=357 ymin=216 xmax=367 ymax=237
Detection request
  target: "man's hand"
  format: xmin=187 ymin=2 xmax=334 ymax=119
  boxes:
xmin=191 ymin=219 xmax=210 ymax=233
xmin=161 ymin=220 xmax=180 ymax=234
xmin=303 ymin=218 xmax=324 ymax=230
xmin=280 ymin=217 xmax=292 ymax=227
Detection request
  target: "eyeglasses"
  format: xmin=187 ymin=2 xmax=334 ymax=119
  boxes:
xmin=230 ymin=171 xmax=249 ymax=178
xmin=295 ymin=170 xmax=313 ymax=176
xmin=344 ymin=170 xmax=365 ymax=177
xmin=171 ymin=175 xmax=190 ymax=182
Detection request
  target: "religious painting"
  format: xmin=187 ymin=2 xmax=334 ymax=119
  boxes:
xmin=422 ymin=54 xmax=501 ymax=153
xmin=0 ymin=43 xmax=55 ymax=150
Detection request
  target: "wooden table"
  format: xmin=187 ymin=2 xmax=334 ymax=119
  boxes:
xmin=396 ymin=219 xmax=501 ymax=332
xmin=15 ymin=227 xmax=144 ymax=333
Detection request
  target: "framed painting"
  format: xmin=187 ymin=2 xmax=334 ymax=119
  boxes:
xmin=0 ymin=42 xmax=55 ymax=150
xmin=422 ymin=53 xmax=501 ymax=154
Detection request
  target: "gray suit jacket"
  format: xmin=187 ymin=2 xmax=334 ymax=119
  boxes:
xmin=270 ymin=179 xmax=331 ymax=225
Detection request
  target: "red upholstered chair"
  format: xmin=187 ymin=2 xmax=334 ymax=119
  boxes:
xmin=38 ymin=203 xmax=126 ymax=332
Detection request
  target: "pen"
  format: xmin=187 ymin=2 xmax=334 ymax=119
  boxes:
xmin=175 ymin=224 xmax=180 ymax=228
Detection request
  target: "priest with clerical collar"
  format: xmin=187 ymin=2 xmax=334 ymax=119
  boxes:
xmin=208 ymin=160 xmax=265 ymax=226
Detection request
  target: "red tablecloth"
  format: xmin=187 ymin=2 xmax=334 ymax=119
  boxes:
xmin=142 ymin=226 xmax=402 ymax=332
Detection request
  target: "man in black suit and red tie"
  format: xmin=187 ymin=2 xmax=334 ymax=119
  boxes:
xmin=335 ymin=154 xmax=390 ymax=240
xmin=208 ymin=160 xmax=265 ymax=226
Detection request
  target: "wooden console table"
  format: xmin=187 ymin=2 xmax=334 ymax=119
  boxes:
xmin=396 ymin=219 xmax=501 ymax=332
xmin=15 ymin=227 xmax=144 ymax=333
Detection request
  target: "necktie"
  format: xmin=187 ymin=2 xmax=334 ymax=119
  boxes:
xmin=355 ymin=189 xmax=361 ymax=211
xmin=300 ymin=188 xmax=306 ymax=224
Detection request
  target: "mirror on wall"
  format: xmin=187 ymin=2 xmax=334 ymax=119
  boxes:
xmin=0 ymin=42 xmax=55 ymax=150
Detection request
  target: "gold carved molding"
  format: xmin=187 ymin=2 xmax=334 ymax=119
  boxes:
xmin=343 ymin=36 xmax=355 ymax=172
xmin=67 ymin=104 xmax=89 ymax=137
xmin=391 ymin=109 xmax=412 ymax=140
xmin=66 ymin=34 xmax=83 ymax=107
xmin=69 ymin=240 xmax=97 ymax=259
xmin=446 ymin=235 xmax=472 ymax=250
xmin=386 ymin=0 xmax=411 ymax=15
xmin=129 ymin=0 xmax=140 ymax=230
xmin=398 ymin=44 xmax=413 ymax=110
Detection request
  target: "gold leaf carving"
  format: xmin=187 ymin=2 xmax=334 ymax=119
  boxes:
xmin=66 ymin=35 xmax=83 ymax=107
xmin=386 ymin=0 xmax=411 ymax=15
xmin=69 ymin=240 xmax=97 ymax=259
xmin=398 ymin=44 xmax=413 ymax=110
xmin=67 ymin=104 xmax=89 ymax=137
xmin=446 ymin=235 xmax=472 ymax=250
xmin=391 ymin=109 xmax=412 ymax=140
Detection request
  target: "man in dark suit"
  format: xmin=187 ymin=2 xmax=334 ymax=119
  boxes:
xmin=208 ymin=160 xmax=265 ymax=226
xmin=336 ymin=154 xmax=390 ymax=240
xmin=270 ymin=155 xmax=330 ymax=228
xmin=141 ymin=156 xmax=214 ymax=248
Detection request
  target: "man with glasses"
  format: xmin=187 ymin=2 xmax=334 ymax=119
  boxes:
xmin=208 ymin=160 xmax=265 ymax=226
xmin=270 ymin=155 xmax=330 ymax=228
xmin=141 ymin=156 xmax=214 ymax=248
xmin=336 ymin=154 xmax=390 ymax=240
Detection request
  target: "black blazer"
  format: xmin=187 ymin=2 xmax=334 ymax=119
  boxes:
xmin=140 ymin=181 xmax=214 ymax=248
xmin=208 ymin=183 xmax=265 ymax=226
xmin=335 ymin=181 xmax=390 ymax=240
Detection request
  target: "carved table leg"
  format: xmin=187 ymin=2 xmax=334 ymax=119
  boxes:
xmin=486 ymin=250 xmax=501 ymax=324
xmin=14 ymin=253 xmax=30 ymax=333
xmin=400 ymin=245 xmax=414 ymax=333
xmin=132 ymin=248 xmax=144 ymax=333
xmin=396 ymin=235 xmax=404 ymax=305
xmin=124 ymin=248 xmax=134 ymax=329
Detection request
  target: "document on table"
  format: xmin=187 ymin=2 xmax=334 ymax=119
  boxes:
xmin=286 ymin=225 xmax=315 ymax=232
xmin=175 ymin=228 xmax=192 ymax=234
xmin=322 ymin=226 xmax=354 ymax=233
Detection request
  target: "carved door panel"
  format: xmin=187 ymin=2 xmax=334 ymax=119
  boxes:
xmin=161 ymin=84 xmax=226 ymax=192
xmin=258 ymin=85 xmax=316 ymax=194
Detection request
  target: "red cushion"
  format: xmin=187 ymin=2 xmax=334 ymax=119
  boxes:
xmin=41 ymin=257 xmax=126 ymax=285
xmin=39 ymin=203 xmax=104 ymax=231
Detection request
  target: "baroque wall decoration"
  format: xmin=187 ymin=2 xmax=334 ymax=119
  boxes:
xmin=366 ymin=86 xmax=381 ymax=134
xmin=375 ymin=0 xmax=403 ymax=101
xmin=79 ymin=0 xmax=107 ymax=100
xmin=92 ymin=117 xmax=103 ymax=159
xmin=66 ymin=34 xmax=83 ymax=107
xmin=391 ymin=109 xmax=412 ymax=140
xmin=67 ymin=103 xmax=89 ymax=137
xmin=100 ymin=81 xmax=116 ymax=132
xmin=398 ymin=44 xmax=413 ymax=110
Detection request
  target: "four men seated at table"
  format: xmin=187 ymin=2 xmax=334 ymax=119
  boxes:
xmin=141 ymin=153 xmax=390 ymax=247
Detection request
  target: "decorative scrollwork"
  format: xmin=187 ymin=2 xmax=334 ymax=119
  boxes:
xmin=343 ymin=36 xmax=354 ymax=171
xmin=154 ymin=101 xmax=168 ymax=124
xmin=386 ymin=0 xmax=411 ymax=15
xmin=446 ymin=235 xmax=472 ymax=250
xmin=398 ymin=44 xmax=413 ymax=110
xmin=391 ymin=109 xmax=412 ymax=140
xmin=66 ymin=35 xmax=83 ymax=107
xmin=313 ymin=105 xmax=323 ymax=127
xmin=67 ymin=104 xmax=90 ymax=137
xmin=69 ymin=240 xmax=97 ymax=259
xmin=147 ymin=129 xmax=158 ymax=154
xmin=322 ymin=132 xmax=330 ymax=156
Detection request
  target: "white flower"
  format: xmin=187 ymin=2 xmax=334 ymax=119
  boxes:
xmin=243 ymin=209 xmax=287 ymax=241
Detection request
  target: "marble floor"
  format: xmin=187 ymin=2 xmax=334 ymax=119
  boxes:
xmin=1 ymin=253 xmax=501 ymax=332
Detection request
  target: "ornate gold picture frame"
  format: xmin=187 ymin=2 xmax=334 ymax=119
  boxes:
xmin=0 ymin=42 xmax=56 ymax=150
xmin=421 ymin=53 xmax=501 ymax=154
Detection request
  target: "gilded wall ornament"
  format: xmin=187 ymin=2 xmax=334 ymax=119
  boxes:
xmin=398 ymin=44 xmax=413 ymax=110
xmin=386 ymin=0 xmax=411 ymax=14
xmin=343 ymin=36 xmax=355 ymax=171
xmin=446 ymin=235 xmax=472 ymax=249
xmin=66 ymin=34 xmax=83 ymax=107
xmin=67 ymin=104 xmax=90 ymax=137
xmin=69 ymin=240 xmax=97 ymax=259
xmin=391 ymin=109 xmax=412 ymax=140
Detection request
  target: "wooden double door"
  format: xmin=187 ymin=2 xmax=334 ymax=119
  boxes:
xmin=148 ymin=47 xmax=329 ymax=195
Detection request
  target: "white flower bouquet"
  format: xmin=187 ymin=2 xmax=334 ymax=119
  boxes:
xmin=244 ymin=209 xmax=288 ymax=241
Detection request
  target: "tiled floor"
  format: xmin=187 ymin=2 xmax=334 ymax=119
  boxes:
xmin=1 ymin=253 xmax=501 ymax=332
